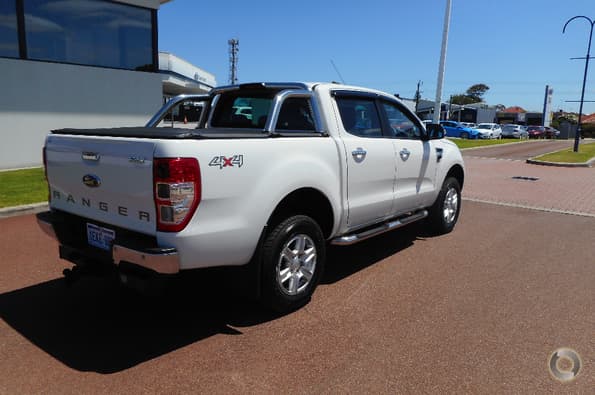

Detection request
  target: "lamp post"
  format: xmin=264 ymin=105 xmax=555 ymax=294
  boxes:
xmin=432 ymin=0 xmax=452 ymax=124
xmin=562 ymin=16 xmax=595 ymax=152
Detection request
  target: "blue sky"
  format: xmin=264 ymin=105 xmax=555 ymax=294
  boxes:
xmin=158 ymin=0 xmax=595 ymax=114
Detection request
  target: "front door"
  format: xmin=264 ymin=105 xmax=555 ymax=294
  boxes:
xmin=379 ymin=101 xmax=437 ymax=213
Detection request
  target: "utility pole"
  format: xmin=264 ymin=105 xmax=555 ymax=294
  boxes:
xmin=433 ymin=0 xmax=452 ymax=123
xmin=414 ymin=80 xmax=423 ymax=113
xmin=228 ymin=38 xmax=239 ymax=85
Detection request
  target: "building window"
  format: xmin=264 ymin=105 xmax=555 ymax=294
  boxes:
xmin=0 ymin=1 xmax=19 ymax=58
xmin=23 ymin=0 xmax=154 ymax=71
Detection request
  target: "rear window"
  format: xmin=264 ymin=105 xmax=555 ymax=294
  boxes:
xmin=211 ymin=90 xmax=278 ymax=128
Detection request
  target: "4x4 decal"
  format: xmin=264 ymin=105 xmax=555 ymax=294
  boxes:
xmin=209 ymin=155 xmax=244 ymax=169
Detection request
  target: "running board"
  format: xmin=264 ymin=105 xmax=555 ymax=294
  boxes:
xmin=331 ymin=210 xmax=428 ymax=246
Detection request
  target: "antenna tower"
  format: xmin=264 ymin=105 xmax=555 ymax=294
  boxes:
xmin=228 ymin=39 xmax=239 ymax=84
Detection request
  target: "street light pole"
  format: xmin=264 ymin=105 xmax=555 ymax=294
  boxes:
xmin=432 ymin=0 xmax=452 ymax=124
xmin=562 ymin=16 xmax=595 ymax=152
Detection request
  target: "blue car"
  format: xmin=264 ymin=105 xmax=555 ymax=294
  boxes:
xmin=440 ymin=120 xmax=479 ymax=139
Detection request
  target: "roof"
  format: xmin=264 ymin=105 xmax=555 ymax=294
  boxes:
xmin=582 ymin=113 xmax=595 ymax=124
xmin=502 ymin=106 xmax=527 ymax=113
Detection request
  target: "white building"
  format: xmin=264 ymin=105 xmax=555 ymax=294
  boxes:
xmin=0 ymin=0 xmax=215 ymax=170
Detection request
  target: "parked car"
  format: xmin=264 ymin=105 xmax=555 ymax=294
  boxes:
xmin=501 ymin=124 xmax=528 ymax=139
xmin=460 ymin=122 xmax=477 ymax=128
xmin=527 ymin=125 xmax=545 ymax=138
xmin=440 ymin=120 xmax=479 ymax=139
xmin=475 ymin=123 xmax=502 ymax=139
xmin=544 ymin=126 xmax=560 ymax=139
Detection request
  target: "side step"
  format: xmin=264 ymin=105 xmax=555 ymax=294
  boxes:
xmin=331 ymin=210 xmax=428 ymax=246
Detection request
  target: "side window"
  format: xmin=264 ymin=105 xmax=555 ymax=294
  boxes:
xmin=381 ymin=102 xmax=421 ymax=139
xmin=275 ymin=97 xmax=315 ymax=131
xmin=156 ymin=99 xmax=204 ymax=129
xmin=336 ymin=97 xmax=382 ymax=137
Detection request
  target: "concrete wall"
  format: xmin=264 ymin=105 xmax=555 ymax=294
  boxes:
xmin=0 ymin=58 xmax=163 ymax=170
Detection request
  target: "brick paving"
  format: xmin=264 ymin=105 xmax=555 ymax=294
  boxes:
xmin=462 ymin=156 xmax=595 ymax=217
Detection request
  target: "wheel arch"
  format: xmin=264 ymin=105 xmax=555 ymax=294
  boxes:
xmin=445 ymin=164 xmax=465 ymax=190
xmin=266 ymin=187 xmax=335 ymax=239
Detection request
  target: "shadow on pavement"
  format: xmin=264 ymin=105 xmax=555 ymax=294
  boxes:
xmin=0 ymin=270 xmax=272 ymax=374
xmin=323 ymin=221 xmax=425 ymax=284
xmin=0 ymin=223 xmax=428 ymax=374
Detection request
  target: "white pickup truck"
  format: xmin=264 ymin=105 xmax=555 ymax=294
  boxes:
xmin=37 ymin=82 xmax=465 ymax=312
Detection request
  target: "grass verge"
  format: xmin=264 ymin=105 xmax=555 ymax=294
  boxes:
xmin=0 ymin=167 xmax=48 ymax=208
xmin=532 ymin=142 xmax=595 ymax=163
xmin=448 ymin=138 xmax=522 ymax=149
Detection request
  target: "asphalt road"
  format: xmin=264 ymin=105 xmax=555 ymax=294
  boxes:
xmin=1 ymin=144 xmax=594 ymax=393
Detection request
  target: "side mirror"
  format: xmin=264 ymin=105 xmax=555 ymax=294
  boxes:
xmin=425 ymin=123 xmax=445 ymax=140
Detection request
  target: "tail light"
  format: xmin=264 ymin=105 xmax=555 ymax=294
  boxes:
xmin=153 ymin=158 xmax=201 ymax=232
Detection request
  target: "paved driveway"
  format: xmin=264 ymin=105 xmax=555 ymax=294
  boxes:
xmin=0 ymin=145 xmax=594 ymax=393
xmin=461 ymin=141 xmax=595 ymax=217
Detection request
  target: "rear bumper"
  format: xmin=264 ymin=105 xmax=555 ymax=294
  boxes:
xmin=36 ymin=210 xmax=180 ymax=274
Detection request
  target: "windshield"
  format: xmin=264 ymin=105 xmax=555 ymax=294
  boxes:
xmin=476 ymin=124 xmax=491 ymax=129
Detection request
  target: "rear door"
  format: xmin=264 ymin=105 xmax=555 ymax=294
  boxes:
xmin=334 ymin=93 xmax=396 ymax=229
xmin=45 ymin=134 xmax=157 ymax=235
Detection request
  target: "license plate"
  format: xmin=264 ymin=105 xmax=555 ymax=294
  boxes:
xmin=86 ymin=223 xmax=115 ymax=251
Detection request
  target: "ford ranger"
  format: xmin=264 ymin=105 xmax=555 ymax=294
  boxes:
xmin=37 ymin=82 xmax=465 ymax=312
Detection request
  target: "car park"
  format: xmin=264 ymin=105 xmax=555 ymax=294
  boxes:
xmin=440 ymin=120 xmax=479 ymax=139
xmin=501 ymin=124 xmax=528 ymax=139
xmin=475 ymin=123 xmax=502 ymax=139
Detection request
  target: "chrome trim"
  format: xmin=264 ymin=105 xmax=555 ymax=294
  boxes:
xmin=399 ymin=148 xmax=411 ymax=161
xmin=128 ymin=156 xmax=146 ymax=164
xmin=82 ymin=152 xmax=100 ymax=161
xmin=145 ymin=94 xmax=210 ymax=127
xmin=265 ymin=89 xmax=325 ymax=134
xmin=331 ymin=210 xmax=428 ymax=246
xmin=113 ymin=244 xmax=180 ymax=274
xmin=352 ymin=148 xmax=367 ymax=163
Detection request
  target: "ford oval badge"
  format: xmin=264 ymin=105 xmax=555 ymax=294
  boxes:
xmin=82 ymin=174 xmax=101 ymax=188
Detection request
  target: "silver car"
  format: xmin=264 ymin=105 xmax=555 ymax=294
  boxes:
xmin=501 ymin=124 xmax=528 ymax=139
xmin=476 ymin=123 xmax=503 ymax=139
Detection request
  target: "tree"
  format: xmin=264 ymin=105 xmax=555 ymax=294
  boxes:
xmin=450 ymin=83 xmax=490 ymax=105
xmin=466 ymin=84 xmax=490 ymax=101
xmin=450 ymin=94 xmax=477 ymax=105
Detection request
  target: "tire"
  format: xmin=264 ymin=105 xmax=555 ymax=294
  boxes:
xmin=427 ymin=177 xmax=461 ymax=235
xmin=460 ymin=132 xmax=469 ymax=139
xmin=260 ymin=215 xmax=325 ymax=313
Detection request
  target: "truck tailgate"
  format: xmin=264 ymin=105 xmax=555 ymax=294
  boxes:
xmin=45 ymin=134 xmax=156 ymax=235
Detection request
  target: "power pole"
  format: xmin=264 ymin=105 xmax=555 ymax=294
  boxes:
xmin=414 ymin=80 xmax=423 ymax=113
xmin=228 ymin=38 xmax=239 ymax=85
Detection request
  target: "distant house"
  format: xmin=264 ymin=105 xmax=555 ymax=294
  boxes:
xmin=582 ymin=113 xmax=595 ymax=124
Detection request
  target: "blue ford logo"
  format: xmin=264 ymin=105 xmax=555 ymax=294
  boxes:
xmin=82 ymin=174 xmax=101 ymax=188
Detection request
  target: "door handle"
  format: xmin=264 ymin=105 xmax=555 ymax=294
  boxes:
xmin=399 ymin=148 xmax=410 ymax=161
xmin=352 ymin=148 xmax=367 ymax=163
